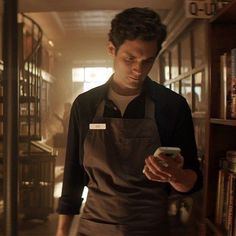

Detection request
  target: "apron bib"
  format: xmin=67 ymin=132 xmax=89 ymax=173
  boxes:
xmin=78 ymin=97 xmax=169 ymax=236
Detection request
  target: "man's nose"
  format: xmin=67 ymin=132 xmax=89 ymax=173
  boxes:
xmin=132 ymin=62 xmax=142 ymax=75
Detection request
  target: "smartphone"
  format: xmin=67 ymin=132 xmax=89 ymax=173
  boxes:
xmin=154 ymin=147 xmax=181 ymax=158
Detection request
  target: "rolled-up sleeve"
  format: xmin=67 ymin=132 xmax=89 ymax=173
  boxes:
xmin=57 ymin=101 xmax=85 ymax=214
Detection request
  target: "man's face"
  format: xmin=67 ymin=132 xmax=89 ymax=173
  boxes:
xmin=108 ymin=39 xmax=158 ymax=92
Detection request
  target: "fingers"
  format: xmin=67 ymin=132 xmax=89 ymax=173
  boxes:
xmin=156 ymin=153 xmax=184 ymax=169
xmin=143 ymin=154 xmax=184 ymax=183
xmin=143 ymin=165 xmax=168 ymax=182
xmin=143 ymin=156 xmax=172 ymax=182
xmin=145 ymin=155 xmax=170 ymax=174
xmin=174 ymin=154 xmax=184 ymax=168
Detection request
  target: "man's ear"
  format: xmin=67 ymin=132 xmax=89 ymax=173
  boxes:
xmin=107 ymin=41 xmax=116 ymax=56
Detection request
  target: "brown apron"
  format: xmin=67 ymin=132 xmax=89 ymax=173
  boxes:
xmin=77 ymin=97 xmax=170 ymax=236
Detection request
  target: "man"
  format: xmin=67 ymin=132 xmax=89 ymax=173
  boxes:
xmin=56 ymin=7 xmax=202 ymax=236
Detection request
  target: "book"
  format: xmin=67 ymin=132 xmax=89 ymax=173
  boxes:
xmin=220 ymin=52 xmax=232 ymax=119
xmin=227 ymin=150 xmax=236 ymax=173
xmin=222 ymin=171 xmax=230 ymax=231
xmin=227 ymin=174 xmax=236 ymax=236
xmin=215 ymin=0 xmax=233 ymax=9
xmin=232 ymin=186 xmax=236 ymax=236
xmin=215 ymin=151 xmax=236 ymax=235
xmin=231 ymin=48 xmax=236 ymax=119
xmin=215 ymin=169 xmax=226 ymax=225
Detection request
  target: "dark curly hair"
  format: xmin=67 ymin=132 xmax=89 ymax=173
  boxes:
xmin=108 ymin=7 xmax=167 ymax=54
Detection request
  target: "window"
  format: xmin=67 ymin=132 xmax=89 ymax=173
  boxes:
xmin=180 ymin=35 xmax=191 ymax=74
xmin=160 ymin=22 xmax=207 ymax=114
xmin=161 ymin=51 xmax=170 ymax=81
xmin=170 ymin=45 xmax=179 ymax=79
xmin=181 ymin=76 xmax=192 ymax=109
xmin=158 ymin=22 xmax=207 ymax=171
xmin=194 ymin=71 xmax=206 ymax=112
xmin=72 ymin=67 xmax=113 ymax=92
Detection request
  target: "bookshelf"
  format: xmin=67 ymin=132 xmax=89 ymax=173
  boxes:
xmin=157 ymin=1 xmax=236 ymax=235
xmin=204 ymin=0 xmax=236 ymax=235
xmin=0 ymin=15 xmax=57 ymax=221
xmin=158 ymin=17 xmax=208 ymax=234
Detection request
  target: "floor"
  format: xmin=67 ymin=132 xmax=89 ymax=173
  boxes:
xmin=0 ymin=188 xmax=80 ymax=236
xmin=17 ymin=211 xmax=80 ymax=236
xmin=18 ymin=213 xmax=60 ymax=236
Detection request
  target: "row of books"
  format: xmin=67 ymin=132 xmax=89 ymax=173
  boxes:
xmin=214 ymin=0 xmax=233 ymax=9
xmin=215 ymin=150 xmax=236 ymax=236
xmin=220 ymin=48 xmax=236 ymax=119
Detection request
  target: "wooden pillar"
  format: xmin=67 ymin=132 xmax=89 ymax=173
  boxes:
xmin=2 ymin=0 xmax=19 ymax=235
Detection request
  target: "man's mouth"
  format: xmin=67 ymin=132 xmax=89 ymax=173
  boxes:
xmin=129 ymin=76 xmax=140 ymax=81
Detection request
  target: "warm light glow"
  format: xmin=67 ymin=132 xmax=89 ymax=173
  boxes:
xmin=82 ymin=187 xmax=88 ymax=203
xmin=54 ymin=182 xmax=63 ymax=198
xmin=72 ymin=67 xmax=113 ymax=92
xmin=48 ymin=40 xmax=54 ymax=47
xmin=54 ymin=182 xmax=88 ymax=203
xmin=72 ymin=68 xmax=85 ymax=82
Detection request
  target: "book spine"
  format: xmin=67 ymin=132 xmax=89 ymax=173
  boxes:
xmin=220 ymin=53 xmax=227 ymax=119
xmin=231 ymin=48 xmax=236 ymax=119
xmin=232 ymin=184 xmax=236 ymax=236
xmin=220 ymin=51 xmax=232 ymax=119
xmin=226 ymin=174 xmax=236 ymax=236
xmin=222 ymin=171 xmax=230 ymax=230
xmin=216 ymin=169 xmax=225 ymax=224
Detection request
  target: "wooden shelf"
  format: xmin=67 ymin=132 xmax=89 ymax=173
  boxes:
xmin=19 ymin=97 xmax=40 ymax=103
xmin=0 ymin=135 xmax=41 ymax=142
xmin=204 ymin=2 xmax=236 ymax=235
xmin=210 ymin=118 xmax=236 ymax=126
xmin=19 ymin=135 xmax=41 ymax=142
xmin=210 ymin=0 xmax=236 ymax=23
xmin=19 ymin=115 xmax=40 ymax=121
xmin=158 ymin=2 xmax=236 ymax=235
xmin=0 ymin=96 xmax=40 ymax=103
xmin=192 ymin=112 xmax=206 ymax=119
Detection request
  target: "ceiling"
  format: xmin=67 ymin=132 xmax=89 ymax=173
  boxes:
xmin=18 ymin=0 xmax=178 ymax=61
xmin=18 ymin=0 xmax=177 ymax=12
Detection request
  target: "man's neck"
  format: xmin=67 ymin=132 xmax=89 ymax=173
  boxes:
xmin=110 ymin=78 xmax=142 ymax=96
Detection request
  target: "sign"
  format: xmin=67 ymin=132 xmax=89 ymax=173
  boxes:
xmin=185 ymin=0 xmax=217 ymax=18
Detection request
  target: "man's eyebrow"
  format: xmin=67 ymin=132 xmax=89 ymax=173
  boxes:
xmin=124 ymin=52 xmax=155 ymax=60
xmin=124 ymin=52 xmax=135 ymax=57
xmin=145 ymin=56 xmax=156 ymax=61
xmin=123 ymin=51 xmax=156 ymax=61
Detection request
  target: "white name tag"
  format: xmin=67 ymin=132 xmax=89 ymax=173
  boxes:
xmin=89 ymin=123 xmax=106 ymax=130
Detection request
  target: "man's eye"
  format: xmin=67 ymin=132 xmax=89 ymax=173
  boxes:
xmin=125 ymin=57 xmax=134 ymax=62
xmin=143 ymin=59 xmax=154 ymax=65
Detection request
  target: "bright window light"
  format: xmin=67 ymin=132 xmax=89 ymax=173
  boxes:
xmin=82 ymin=187 xmax=88 ymax=203
xmin=72 ymin=68 xmax=85 ymax=82
xmin=72 ymin=67 xmax=113 ymax=92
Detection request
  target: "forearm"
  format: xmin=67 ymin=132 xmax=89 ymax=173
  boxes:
xmin=170 ymin=169 xmax=197 ymax=193
xmin=56 ymin=214 xmax=74 ymax=236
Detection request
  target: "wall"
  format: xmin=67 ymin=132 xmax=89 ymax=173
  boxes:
xmin=51 ymin=36 xmax=111 ymax=109
xmin=51 ymin=34 xmax=160 ymax=113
